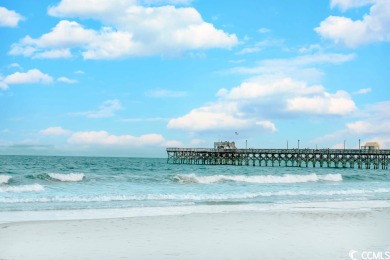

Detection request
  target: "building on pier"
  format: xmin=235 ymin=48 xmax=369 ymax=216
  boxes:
xmin=361 ymin=142 xmax=380 ymax=151
xmin=214 ymin=141 xmax=237 ymax=150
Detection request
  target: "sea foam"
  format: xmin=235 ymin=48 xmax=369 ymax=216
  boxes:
xmin=0 ymin=184 xmax=44 ymax=193
xmin=48 ymin=173 xmax=85 ymax=182
xmin=174 ymin=173 xmax=342 ymax=184
xmin=0 ymin=188 xmax=388 ymax=203
xmin=0 ymin=175 xmax=12 ymax=184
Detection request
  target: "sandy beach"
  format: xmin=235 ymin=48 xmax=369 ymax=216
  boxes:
xmin=1 ymin=204 xmax=390 ymax=260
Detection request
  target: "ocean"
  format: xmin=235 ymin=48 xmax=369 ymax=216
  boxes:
xmin=1 ymin=155 xmax=390 ymax=221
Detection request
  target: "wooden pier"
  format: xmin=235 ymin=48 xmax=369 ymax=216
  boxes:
xmin=166 ymin=148 xmax=390 ymax=169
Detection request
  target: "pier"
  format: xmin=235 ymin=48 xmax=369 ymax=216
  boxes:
xmin=166 ymin=147 xmax=390 ymax=170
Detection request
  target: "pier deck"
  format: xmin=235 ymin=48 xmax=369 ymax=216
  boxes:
xmin=166 ymin=148 xmax=390 ymax=169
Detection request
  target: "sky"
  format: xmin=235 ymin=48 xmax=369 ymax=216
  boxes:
xmin=0 ymin=0 xmax=389 ymax=157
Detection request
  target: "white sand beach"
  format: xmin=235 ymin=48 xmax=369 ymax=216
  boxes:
xmin=1 ymin=203 xmax=390 ymax=260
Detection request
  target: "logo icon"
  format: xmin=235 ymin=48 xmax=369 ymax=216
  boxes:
xmin=349 ymin=250 xmax=358 ymax=260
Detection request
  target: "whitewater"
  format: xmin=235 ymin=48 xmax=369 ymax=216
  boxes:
xmin=1 ymin=155 xmax=389 ymax=219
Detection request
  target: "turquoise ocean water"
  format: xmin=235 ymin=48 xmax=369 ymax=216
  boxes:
xmin=1 ymin=155 xmax=389 ymax=220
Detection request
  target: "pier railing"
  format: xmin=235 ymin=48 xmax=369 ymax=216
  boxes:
xmin=166 ymin=148 xmax=390 ymax=169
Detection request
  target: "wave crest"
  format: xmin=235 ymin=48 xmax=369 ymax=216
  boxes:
xmin=0 ymin=175 xmax=12 ymax=184
xmin=174 ymin=173 xmax=342 ymax=184
xmin=0 ymin=184 xmax=44 ymax=193
xmin=1 ymin=188 xmax=388 ymax=203
xmin=48 ymin=173 xmax=85 ymax=182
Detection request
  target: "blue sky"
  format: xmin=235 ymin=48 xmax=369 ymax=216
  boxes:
xmin=0 ymin=0 xmax=389 ymax=157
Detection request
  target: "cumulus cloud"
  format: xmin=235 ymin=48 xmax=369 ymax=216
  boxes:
xmin=10 ymin=0 xmax=237 ymax=59
xmin=255 ymin=121 xmax=277 ymax=133
xmin=169 ymin=51 xmax=357 ymax=134
xmin=168 ymin=77 xmax=356 ymax=133
xmin=316 ymin=0 xmax=390 ymax=47
xmin=346 ymin=102 xmax=390 ymax=135
xmin=314 ymin=101 xmax=390 ymax=148
xmin=0 ymin=69 xmax=79 ymax=90
xmin=34 ymin=49 xmax=73 ymax=59
xmin=168 ymin=101 xmax=255 ymax=132
xmin=2 ymin=69 xmax=53 ymax=89
xmin=286 ymin=90 xmax=356 ymax=115
xmin=40 ymin=126 xmax=72 ymax=136
xmin=0 ymin=7 xmax=24 ymax=27
xmin=71 ymin=99 xmax=123 ymax=118
xmin=57 ymin=77 xmax=78 ymax=84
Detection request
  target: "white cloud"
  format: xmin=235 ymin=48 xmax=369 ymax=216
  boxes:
xmin=74 ymin=70 xmax=85 ymax=74
xmin=72 ymin=99 xmax=123 ymax=118
xmin=167 ymin=102 xmax=256 ymax=132
xmin=9 ymin=20 xmax=96 ymax=58
xmin=168 ymin=77 xmax=356 ymax=134
xmin=314 ymin=101 xmax=390 ymax=148
xmin=255 ymin=121 xmax=277 ymax=133
xmin=353 ymin=88 xmax=371 ymax=95
xmin=67 ymin=131 xmax=166 ymax=146
xmin=48 ymin=0 xmax=137 ymax=18
xmin=224 ymin=77 xmax=356 ymax=116
xmin=222 ymin=78 xmax=324 ymax=100
xmin=315 ymin=0 xmax=390 ymax=47
xmin=40 ymin=126 xmax=72 ymax=136
xmin=146 ymin=89 xmax=188 ymax=98
xmin=0 ymin=7 xmax=24 ymax=27
xmin=4 ymin=69 xmax=53 ymax=85
xmin=34 ymin=49 xmax=73 ymax=59
xmin=169 ymin=50 xmax=358 ymax=135
xmin=0 ymin=69 xmax=78 ymax=90
xmin=11 ymin=1 xmax=237 ymax=59
xmin=286 ymin=90 xmax=356 ymax=115
xmin=346 ymin=102 xmax=390 ymax=135
xmin=58 ymin=77 xmax=78 ymax=84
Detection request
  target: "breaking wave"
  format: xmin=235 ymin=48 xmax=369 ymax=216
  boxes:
xmin=0 ymin=184 xmax=44 ymax=193
xmin=48 ymin=173 xmax=85 ymax=182
xmin=174 ymin=173 xmax=343 ymax=184
xmin=0 ymin=175 xmax=12 ymax=184
xmin=2 ymin=188 xmax=388 ymax=203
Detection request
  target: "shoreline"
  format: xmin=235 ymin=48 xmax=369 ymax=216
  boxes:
xmin=1 ymin=201 xmax=390 ymax=259
xmin=0 ymin=200 xmax=390 ymax=225
xmin=1 ymin=200 xmax=390 ymax=224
